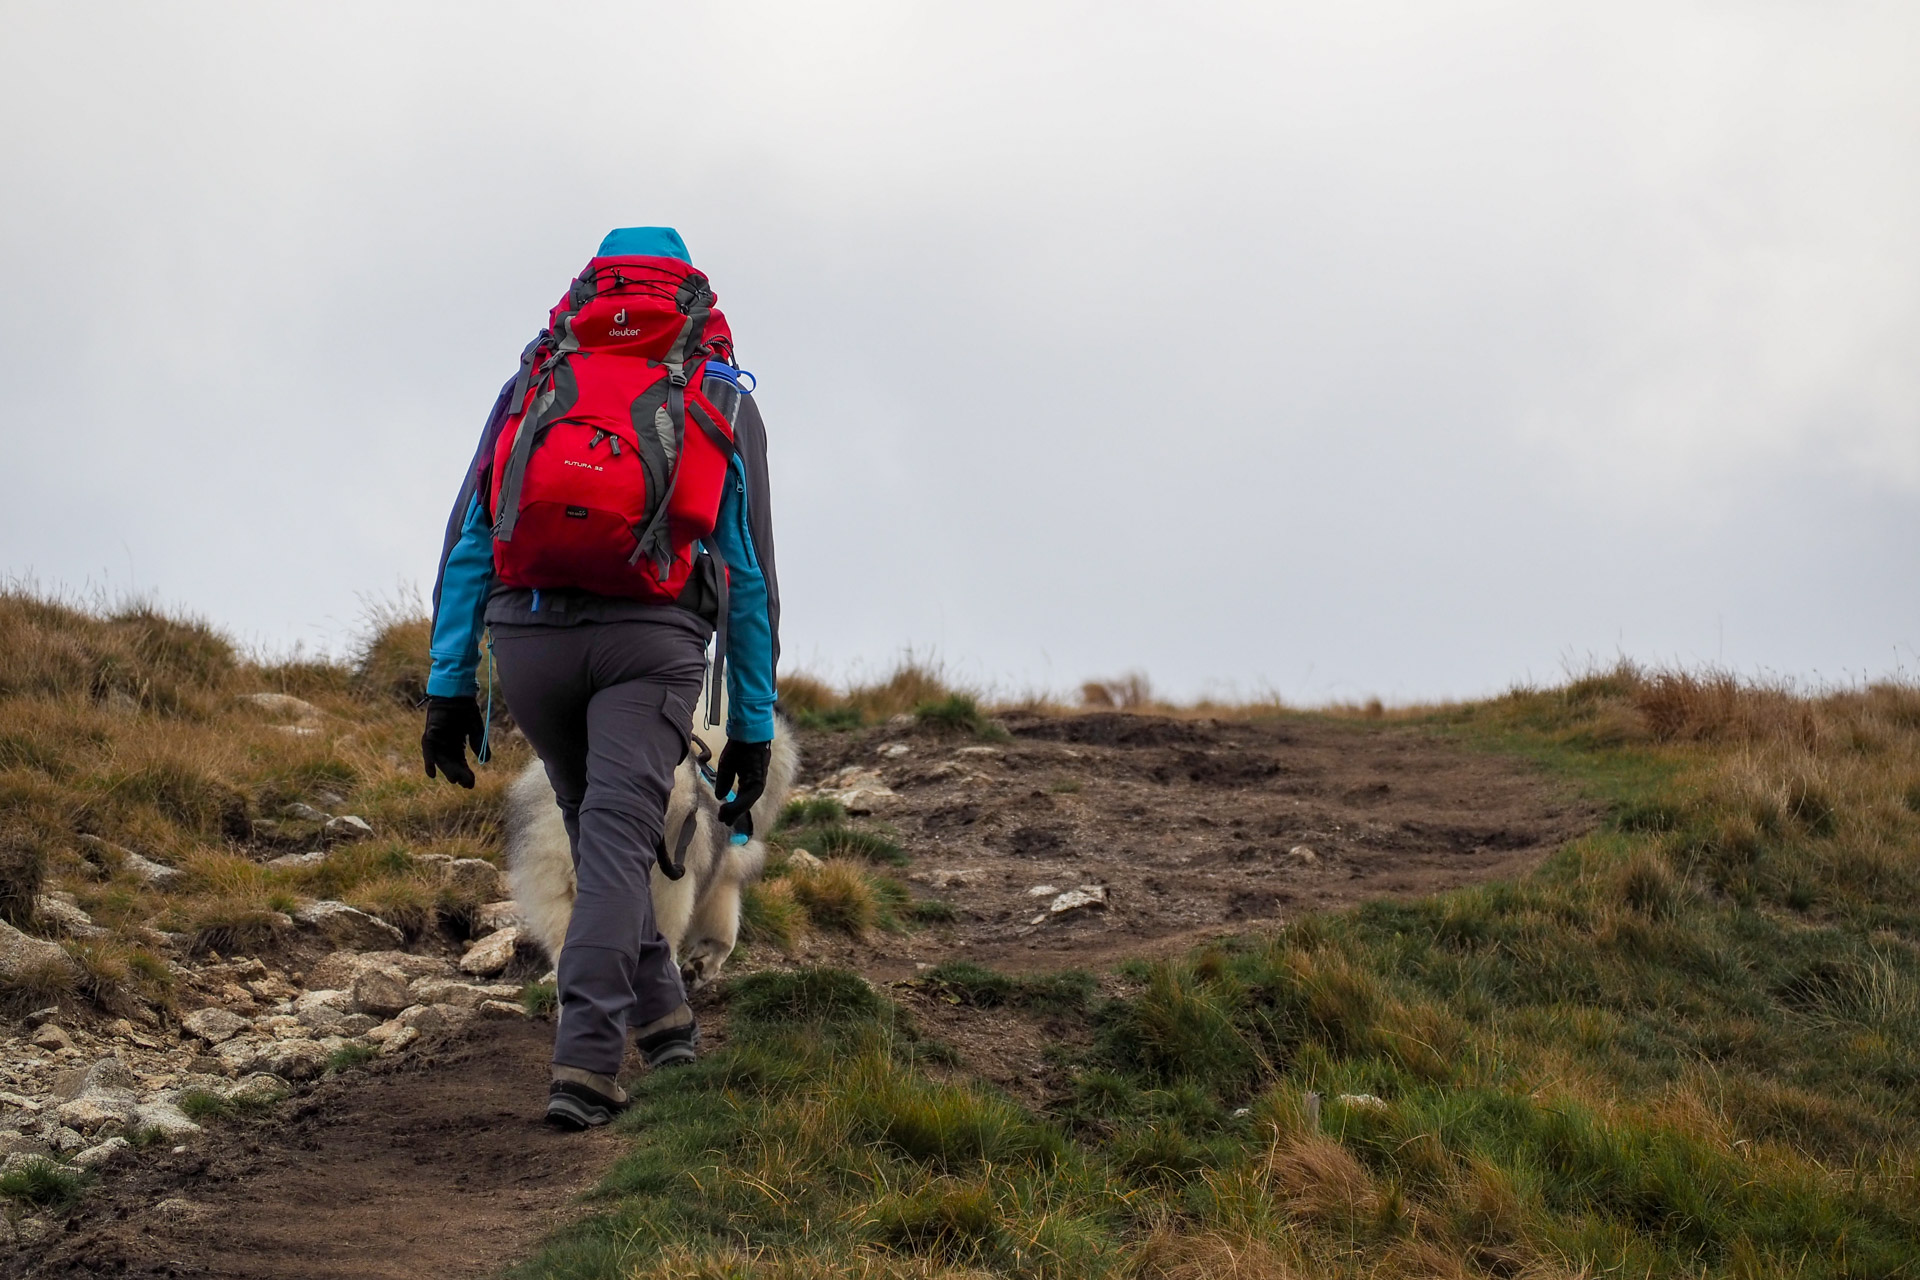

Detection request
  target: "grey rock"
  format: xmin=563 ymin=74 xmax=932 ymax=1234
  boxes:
xmin=395 ymin=1004 xmax=470 ymax=1037
xmin=266 ymin=851 xmax=328 ymax=869
xmin=37 ymin=1123 xmax=85 ymax=1154
xmin=350 ymin=965 xmax=412 ymax=1018
xmin=458 ymin=927 xmax=520 ymax=977
xmin=227 ymin=1073 xmax=289 ymax=1106
xmin=306 ymin=949 xmax=448 ymax=990
xmin=477 ymin=999 xmax=528 ymax=1020
xmin=239 ymin=692 xmax=321 ymax=721
xmin=376 ymin=1025 xmax=419 ymax=1056
xmin=410 ymin=978 xmax=519 ymax=1009
xmin=213 ymin=1038 xmax=267 ymax=1075
xmin=322 ymin=815 xmax=374 ymax=842
xmin=0 ymin=919 xmax=78 ymax=987
xmin=0 ymin=1131 xmax=46 ymax=1159
xmin=56 ymin=1091 xmax=139 ymax=1135
xmin=280 ymin=802 xmax=330 ymax=822
xmin=183 ymin=1007 xmax=249 ymax=1045
xmin=259 ymin=1040 xmax=329 ymax=1081
xmin=123 ymin=851 xmax=182 ymax=888
xmin=33 ymin=895 xmax=107 ymax=939
xmin=443 ymin=858 xmax=504 ymax=901
xmin=1 ymin=1152 xmax=59 ymax=1177
xmin=291 ymin=901 xmax=404 ymax=950
xmin=131 ymin=1102 xmax=201 ymax=1139
xmin=23 ymin=1006 xmax=61 ymax=1029
xmin=71 ymin=1136 xmax=131 ymax=1169
xmin=338 ymin=1013 xmax=378 ymax=1035
xmin=472 ymin=900 xmax=520 ymax=934
xmin=53 ymin=1056 xmax=137 ymax=1102
xmin=29 ymin=1024 xmax=72 ymax=1052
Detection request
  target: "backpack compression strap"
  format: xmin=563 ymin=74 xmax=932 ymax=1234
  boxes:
xmin=627 ymin=275 xmax=715 ymax=574
xmin=493 ymin=275 xmax=595 ymax=543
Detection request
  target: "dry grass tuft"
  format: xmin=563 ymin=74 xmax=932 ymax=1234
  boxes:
xmin=1261 ymin=1133 xmax=1381 ymax=1227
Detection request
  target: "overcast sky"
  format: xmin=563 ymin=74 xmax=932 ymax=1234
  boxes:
xmin=4 ymin=2 xmax=1916 ymax=702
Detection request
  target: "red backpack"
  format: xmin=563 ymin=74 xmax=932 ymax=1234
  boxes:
xmin=488 ymin=255 xmax=737 ymax=601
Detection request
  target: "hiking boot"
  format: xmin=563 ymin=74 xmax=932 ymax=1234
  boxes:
xmin=545 ymin=1066 xmax=628 ymax=1130
xmin=634 ymin=1004 xmax=699 ymax=1070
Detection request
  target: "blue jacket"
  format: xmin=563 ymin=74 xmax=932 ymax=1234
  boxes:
xmin=425 ymin=231 xmax=781 ymax=742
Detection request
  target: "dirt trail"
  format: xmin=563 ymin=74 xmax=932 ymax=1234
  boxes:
xmin=7 ymin=712 xmax=1592 ymax=1280
xmin=10 ymin=1019 xmax=620 ymax=1279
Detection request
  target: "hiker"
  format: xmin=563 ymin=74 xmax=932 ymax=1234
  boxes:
xmin=419 ymin=226 xmax=781 ymax=1129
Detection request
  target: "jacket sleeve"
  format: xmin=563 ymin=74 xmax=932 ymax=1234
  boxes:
xmin=426 ymin=382 xmax=512 ymax=699
xmin=705 ymin=390 xmax=781 ymax=741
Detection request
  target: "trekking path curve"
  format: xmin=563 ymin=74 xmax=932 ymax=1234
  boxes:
xmin=7 ymin=711 xmax=1592 ymax=1279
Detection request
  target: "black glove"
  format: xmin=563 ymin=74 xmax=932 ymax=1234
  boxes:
xmin=421 ymin=695 xmax=486 ymax=789
xmin=713 ymin=739 xmax=771 ymax=830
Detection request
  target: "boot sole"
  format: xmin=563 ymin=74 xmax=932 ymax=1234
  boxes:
xmin=545 ymin=1093 xmax=615 ymax=1130
xmin=643 ymin=1040 xmax=698 ymax=1070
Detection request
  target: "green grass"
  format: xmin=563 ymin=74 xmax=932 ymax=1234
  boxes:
xmin=914 ymin=693 xmax=1008 ymax=740
xmin=520 ymin=979 xmax=558 ymax=1017
xmin=509 ymin=671 xmax=1920 ymax=1280
xmin=325 ymin=1043 xmax=379 ymax=1073
xmin=0 ymin=1157 xmax=90 ymax=1212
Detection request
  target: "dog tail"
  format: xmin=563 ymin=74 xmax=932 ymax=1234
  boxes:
xmin=504 ymin=759 xmax=575 ymax=966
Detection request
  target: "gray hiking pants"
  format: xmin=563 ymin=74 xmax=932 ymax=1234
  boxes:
xmin=489 ymin=614 xmax=708 ymax=1077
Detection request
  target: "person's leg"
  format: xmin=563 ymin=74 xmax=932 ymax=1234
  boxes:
xmin=551 ymin=620 xmax=707 ymax=1074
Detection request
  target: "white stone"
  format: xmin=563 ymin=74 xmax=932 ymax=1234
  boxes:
xmin=239 ymin=692 xmax=322 ymax=721
xmin=377 ymin=1025 xmax=419 ymax=1056
xmin=459 ymin=927 xmax=520 ymax=976
xmin=292 ymin=901 xmax=405 ymax=950
xmin=953 ymin=746 xmax=1003 ymax=758
xmin=307 ymin=949 xmax=448 ymax=990
xmin=409 ymin=978 xmax=517 ymax=1009
xmin=292 ymin=989 xmax=352 ymax=1016
xmin=1025 ymin=885 xmax=1060 ymax=897
xmin=33 ymin=895 xmax=106 ymax=939
xmin=806 ymin=766 xmax=899 ymax=814
xmin=213 ymin=1038 xmax=267 ymax=1075
xmin=227 ymin=1073 xmax=289 ymax=1105
xmin=785 ymin=849 xmax=824 ymax=872
xmin=0 ymin=918 xmax=78 ymax=987
xmin=878 ymin=742 xmax=911 ymax=758
xmin=57 ymin=1091 xmax=138 ymax=1134
xmin=280 ymin=802 xmax=330 ymax=822
xmin=396 ymin=1004 xmax=471 ymax=1037
xmin=259 ymin=1040 xmax=328 ymax=1081
xmin=54 ymin=1056 xmax=136 ymax=1101
xmin=1289 ymin=845 xmax=1319 ymax=865
xmin=477 ymin=999 xmax=528 ymax=1020
xmin=122 ymin=851 xmax=183 ymax=887
xmin=183 ymin=1007 xmax=249 ymax=1044
xmin=918 ymin=867 xmax=987 ymax=888
xmin=351 ymin=965 xmax=413 ymax=1018
xmin=1337 ymin=1093 xmax=1389 ymax=1112
xmin=0 ymin=1092 xmax=42 ymax=1114
xmin=267 ymin=851 xmax=328 ymax=869
xmin=322 ymin=815 xmax=374 ymax=842
xmin=72 ymin=1136 xmax=132 ymax=1169
xmin=1048 ymin=885 xmax=1109 ymax=915
xmin=131 ymin=1102 xmax=201 ymax=1139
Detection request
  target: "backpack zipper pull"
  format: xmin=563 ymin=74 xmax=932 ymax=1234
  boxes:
xmin=588 ymin=429 xmax=607 ymax=450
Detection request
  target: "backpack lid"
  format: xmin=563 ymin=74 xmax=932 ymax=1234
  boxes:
xmin=597 ymin=226 xmax=691 ymax=262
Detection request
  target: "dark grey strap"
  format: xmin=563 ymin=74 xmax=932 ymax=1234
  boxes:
xmin=491 ymin=360 xmax=577 ymax=542
xmin=703 ymin=540 xmax=728 ymax=729
xmin=661 ymin=817 xmax=696 ymax=881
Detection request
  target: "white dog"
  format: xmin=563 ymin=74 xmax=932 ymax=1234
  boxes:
xmin=504 ymin=689 xmax=797 ymax=990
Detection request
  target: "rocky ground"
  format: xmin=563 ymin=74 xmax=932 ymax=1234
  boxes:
xmin=0 ymin=710 xmax=1592 ymax=1278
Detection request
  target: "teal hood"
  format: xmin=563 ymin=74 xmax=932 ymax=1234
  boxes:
xmin=596 ymin=226 xmax=691 ymax=262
